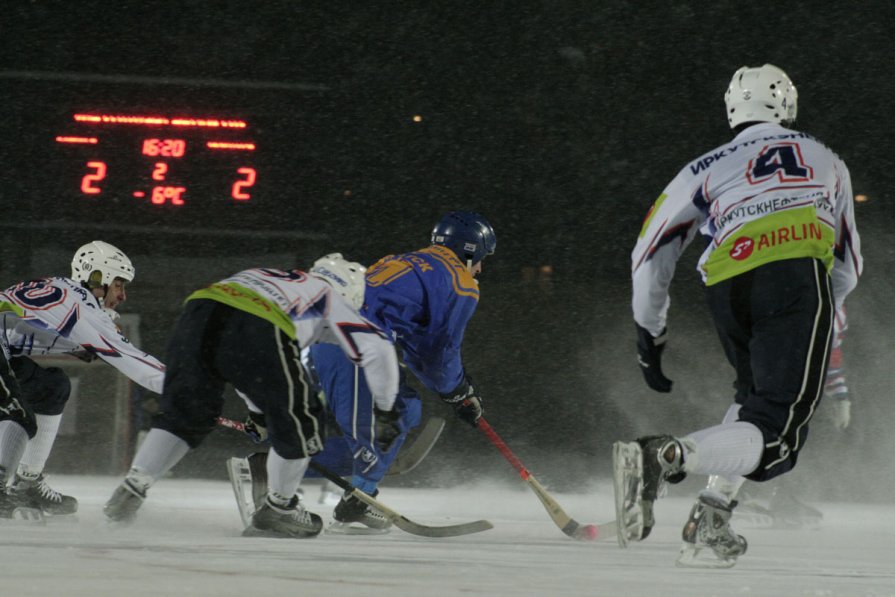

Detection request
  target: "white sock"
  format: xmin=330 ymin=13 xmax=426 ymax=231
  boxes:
xmin=129 ymin=428 xmax=190 ymax=485
xmin=267 ymin=448 xmax=309 ymax=506
xmin=682 ymin=421 xmax=763 ymax=478
xmin=699 ymin=404 xmax=748 ymax=505
xmin=0 ymin=420 xmax=29 ymax=485
xmin=17 ymin=413 xmax=62 ymax=479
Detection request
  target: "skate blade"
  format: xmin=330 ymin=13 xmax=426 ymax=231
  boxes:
xmin=325 ymin=521 xmax=390 ymax=535
xmin=241 ymin=525 xmax=321 ymax=539
xmin=1 ymin=507 xmax=46 ymax=525
xmin=612 ymin=441 xmax=644 ymax=548
xmin=226 ymin=457 xmax=255 ymax=529
xmin=41 ymin=512 xmax=79 ymax=524
xmin=675 ymin=544 xmax=738 ymax=569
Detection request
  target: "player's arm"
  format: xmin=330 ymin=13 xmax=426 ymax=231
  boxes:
xmin=631 ymin=171 xmax=705 ymax=392
xmin=327 ymin=299 xmax=399 ymax=412
xmin=70 ymin=308 xmax=165 ymax=394
xmin=830 ymin=160 xmax=863 ymax=307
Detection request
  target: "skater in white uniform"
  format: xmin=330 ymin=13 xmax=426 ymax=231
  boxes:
xmin=614 ymin=64 xmax=862 ymax=567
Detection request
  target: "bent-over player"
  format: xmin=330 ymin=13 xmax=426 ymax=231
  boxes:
xmin=103 ymin=254 xmax=400 ymax=538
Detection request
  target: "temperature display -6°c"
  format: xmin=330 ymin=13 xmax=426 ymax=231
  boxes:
xmin=55 ymin=112 xmax=260 ymax=207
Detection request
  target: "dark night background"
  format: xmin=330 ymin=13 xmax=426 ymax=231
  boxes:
xmin=1 ymin=2 xmax=893 ymax=501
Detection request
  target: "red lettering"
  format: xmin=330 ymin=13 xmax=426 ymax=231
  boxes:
xmin=810 ymin=223 xmax=822 ymax=239
xmin=778 ymin=227 xmax=790 ymax=243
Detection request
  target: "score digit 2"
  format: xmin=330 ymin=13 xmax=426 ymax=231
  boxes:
xmin=80 ymin=161 xmax=107 ymax=195
xmin=231 ymin=167 xmax=256 ymax=201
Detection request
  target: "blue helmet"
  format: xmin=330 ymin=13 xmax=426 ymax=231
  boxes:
xmin=430 ymin=211 xmax=496 ymax=266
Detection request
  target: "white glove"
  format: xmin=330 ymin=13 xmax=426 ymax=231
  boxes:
xmin=830 ymin=399 xmax=851 ymax=430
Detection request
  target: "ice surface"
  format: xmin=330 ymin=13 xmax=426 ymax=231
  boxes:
xmin=2 ymin=475 xmax=894 ymax=596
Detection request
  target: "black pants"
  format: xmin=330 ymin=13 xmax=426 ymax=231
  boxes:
xmin=11 ymin=357 xmax=71 ymax=416
xmin=155 ymin=299 xmax=324 ymax=459
xmin=706 ymin=258 xmax=833 ymax=482
xmin=0 ymin=351 xmax=36 ymax=437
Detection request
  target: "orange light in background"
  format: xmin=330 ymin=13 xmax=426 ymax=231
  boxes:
xmin=855 ymin=194 xmax=868 ymax=203
xmin=56 ymin=136 xmax=98 ymax=144
xmin=207 ymin=141 xmax=256 ymax=151
xmin=412 ymin=115 xmax=423 ymax=122
xmin=73 ymin=113 xmax=247 ymax=128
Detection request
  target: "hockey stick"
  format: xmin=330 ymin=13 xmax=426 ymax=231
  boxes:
xmin=477 ymin=416 xmax=613 ymax=541
xmin=386 ymin=416 xmax=445 ymax=476
xmin=217 ymin=417 xmax=493 ymax=538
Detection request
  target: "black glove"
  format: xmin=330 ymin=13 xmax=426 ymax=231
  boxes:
xmin=636 ymin=323 xmax=672 ymax=393
xmin=374 ymin=406 xmax=401 ymax=452
xmin=440 ymin=377 xmax=484 ymax=428
xmin=244 ymin=411 xmax=269 ymax=444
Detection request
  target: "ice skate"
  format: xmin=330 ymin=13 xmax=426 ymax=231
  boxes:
xmin=676 ymin=494 xmax=747 ymax=569
xmin=0 ymin=484 xmax=44 ymax=523
xmin=227 ymin=453 xmax=304 ymax=529
xmin=243 ymin=495 xmax=322 ymax=538
xmin=10 ymin=473 xmax=77 ymax=516
xmin=103 ymin=479 xmax=146 ymax=524
xmin=613 ymin=435 xmax=685 ymax=548
xmin=327 ymin=490 xmax=392 ymax=535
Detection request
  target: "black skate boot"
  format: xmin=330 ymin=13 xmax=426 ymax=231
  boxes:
xmin=676 ymin=494 xmax=748 ymax=568
xmin=329 ymin=490 xmax=392 ymax=535
xmin=613 ymin=435 xmax=686 ymax=547
xmin=10 ymin=473 xmax=78 ymax=516
xmin=0 ymin=476 xmax=43 ymax=522
xmin=245 ymin=495 xmax=322 ymax=538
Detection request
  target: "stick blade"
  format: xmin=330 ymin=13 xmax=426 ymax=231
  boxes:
xmin=392 ymin=516 xmax=494 ymax=538
xmin=387 ymin=417 xmax=445 ymax=476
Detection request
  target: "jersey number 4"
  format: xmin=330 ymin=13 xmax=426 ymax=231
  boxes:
xmin=746 ymin=142 xmax=814 ymax=185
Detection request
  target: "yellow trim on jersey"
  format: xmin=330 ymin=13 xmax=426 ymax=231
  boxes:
xmin=702 ymin=206 xmax=834 ymax=286
xmin=0 ymin=301 xmax=25 ymax=317
xmin=639 ymin=193 xmax=667 ymax=239
xmin=419 ymin=245 xmax=480 ymax=299
xmin=186 ymin=282 xmax=296 ymax=339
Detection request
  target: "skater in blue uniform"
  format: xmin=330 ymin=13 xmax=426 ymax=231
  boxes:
xmin=233 ymin=211 xmax=496 ymax=533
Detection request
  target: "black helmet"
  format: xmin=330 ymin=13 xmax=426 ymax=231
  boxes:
xmin=430 ymin=211 xmax=496 ymax=266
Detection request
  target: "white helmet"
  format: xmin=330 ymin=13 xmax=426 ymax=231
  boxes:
xmin=71 ymin=241 xmax=135 ymax=288
xmin=309 ymin=253 xmax=366 ymax=311
xmin=724 ymin=64 xmax=797 ymax=129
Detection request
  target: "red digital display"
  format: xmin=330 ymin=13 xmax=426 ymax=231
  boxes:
xmin=56 ymin=112 xmax=259 ymax=207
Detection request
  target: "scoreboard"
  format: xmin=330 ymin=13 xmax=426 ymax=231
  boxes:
xmin=56 ymin=112 xmax=258 ymax=207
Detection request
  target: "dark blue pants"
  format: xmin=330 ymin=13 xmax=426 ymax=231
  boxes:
xmin=306 ymin=343 xmax=421 ymax=491
xmin=156 ymin=299 xmax=324 ymax=459
xmin=707 ymin=258 xmax=833 ymax=482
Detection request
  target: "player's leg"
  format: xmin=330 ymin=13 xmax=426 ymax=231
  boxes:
xmin=104 ymin=300 xmax=224 ymax=523
xmin=0 ymin=350 xmax=38 ymax=519
xmin=9 ymin=357 xmax=76 ymax=515
xmin=677 ymin=258 xmax=832 ymax=566
xmin=230 ymin=317 xmax=324 ymax=538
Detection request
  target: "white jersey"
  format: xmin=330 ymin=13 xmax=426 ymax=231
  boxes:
xmin=0 ymin=276 xmax=165 ymax=393
xmin=187 ymin=268 xmax=398 ymax=411
xmin=632 ymin=123 xmax=863 ymax=336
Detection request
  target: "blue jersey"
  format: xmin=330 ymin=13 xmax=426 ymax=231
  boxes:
xmin=362 ymin=245 xmax=479 ymax=395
